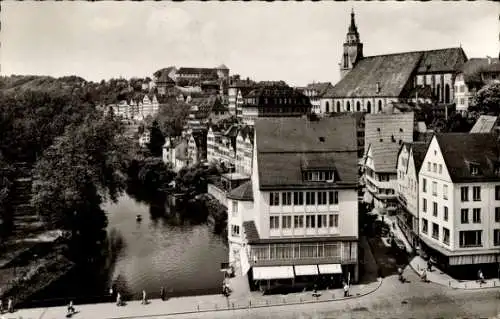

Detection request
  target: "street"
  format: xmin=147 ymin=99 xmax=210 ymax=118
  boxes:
xmin=155 ymin=270 xmax=500 ymax=319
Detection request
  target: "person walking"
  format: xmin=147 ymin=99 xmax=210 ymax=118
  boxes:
xmin=398 ymin=267 xmax=404 ymax=282
xmin=141 ymin=290 xmax=147 ymax=305
xmin=478 ymin=269 xmax=485 ymax=284
xmin=7 ymin=298 xmax=13 ymax=313
xmin=160 ymin=287 xmax=166 ymax=301
xmin=427 ymin=259 xmax=432 ymax=272
xmin=343 ymin=282 xmax=349 ymax=297
xmin=116 ymin=292 xmax=122 ymax=307
xmin=67 ymin=300 xmax=75 ymax=315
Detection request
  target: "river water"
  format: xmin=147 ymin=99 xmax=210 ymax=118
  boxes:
xmin=27 ymin=194 xmax=228 ymax=305
xmin=105 ymin=195 xmax=228 ymax=298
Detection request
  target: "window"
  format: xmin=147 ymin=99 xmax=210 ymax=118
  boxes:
xmin=444 ymin=206 xmax=448 ymax=221
xmin=433 ymin=163 xmax=437 ymax=173
xmin=459 ymin=230 xmax=482 ymax=247
xmin=443 ymin=185 xmax=448 ymax=200
xmin=294 ymin=215 xmax=304 ymax=228
xmin=496 ymin=207 xmax=500 ymax=222
xmin=282 ymin=216 xmax=292 ymax=229
xmin=470 ymin=164 xmax=479 ymax=176
xmin=473 ymin=186 xmax=481 ymax=201
xmin=232 ymin=201 xmax=238 ymax=217
xmin=427 ymin=162 xmax=431 ymax=172
xmin=494 ymin=229 xmax=500 ymax=246
xmin=306 ymin=215 xmax=316 ymax=228
xmin=317 ymin=214 xmax=328 ymax=228
xmin=432 ymin=181 xmax=437 ymax=196
xmin=318 ymin=192 xmax=327 ymax=205
xmin=270 ymin=216 xmax=280 ymax=229
xmin=461 ymin=209 xmax=469 ymax=224
xmin=293 ymin=192 xmax=304 ymax=205
xmin=432 ymin=223 xmax=439 ymax=240
xmin=329 ymin=214 xmax=339 ymax=227
xmin=439 ymin=164 xmax=443 ymax=174
xmin=460 ymin=187 xmax=469 ymax=202
xmin=473 ymin=208 xmax=481 ymax=223
xmin=443 ymin=228 xmax=450 ymax=245
xmin=306 ymin=192 xmax=316 ymax=205
xmin=422 ymin=198 xmax=427 ymax=212
xmin=231 ymin=225 xmax=240 ymax=237
xmin=328 ymin=191 xmax=339 ymax=205
xmin=270 ymin=192 xmax=280 ymax=206
xmin=496 ymin=186 xmax=500 ymax=200
xmin=422 ymin=218 xmax=428 ymax=234
xmin=422 ymin=178 xmax=427 ymax=193
xmin=433 ymin=202 xmax=438 ymax=217
xmin=282 ymin=192 xmax=292 ymax=206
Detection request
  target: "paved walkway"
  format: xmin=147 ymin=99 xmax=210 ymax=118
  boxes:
xmin=409 ymin=255 xmax=500 ymax=290
xmin=10 ymin=279 xmax=382 ymax=319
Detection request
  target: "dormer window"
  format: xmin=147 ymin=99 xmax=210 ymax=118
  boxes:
xmin=470 ymin=164 xmax=480 ymax=176
xmin=303 ymin=170 xmax=335 ymax=182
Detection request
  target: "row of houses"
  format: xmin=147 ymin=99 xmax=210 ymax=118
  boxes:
xmin=101 ymin=94 xmax=160 ymax=121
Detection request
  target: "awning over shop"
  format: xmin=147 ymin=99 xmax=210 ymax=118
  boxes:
xmin=252 ymin=266 xmax=294 ymax=280
xmin=294 ymin=265 xmax=319 ymax=276
xmin=318 ymin=263 xmax=343 ymax=274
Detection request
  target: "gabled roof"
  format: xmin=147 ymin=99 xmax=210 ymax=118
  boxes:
xmin=305 ymin=82 xmax=333 ymax=97
xmin=227 ymin=181 xmax=253 ymax=201
xmin=325 ymin=52 xmax=422 ymax=98
xmin=436 ymin=133 xmax=500 ymax=183
xmin=255 ymin=117 xmax=358 ymax=189
xmin=364 ymin=112 xmax=415 ymax=157
xmin=461 ymin=58 xmax=500 ymax=84
xmin=470 ymin=115 xmax=499 ymax=133
xmin=175 ymin=140 xmax=188 ymax=160
xmin=411 ymin=142 xmax=429 ymax=173
xmin=217 ymin=64 xmax=229 ymax=70
xmin=367 ymin=142 xmax=401 ymax=173
xmin=325 ymin=47 xmax=467 ymax=98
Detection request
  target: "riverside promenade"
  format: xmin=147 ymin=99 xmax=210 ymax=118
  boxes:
xmin=8 ymin=279 xmax=382 ymax=319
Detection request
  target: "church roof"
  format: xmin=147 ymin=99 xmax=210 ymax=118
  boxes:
xmin=325 ymin=47 xmax=467 ymax=99
xmin=470 ymin=115 xmax=499 ymax=134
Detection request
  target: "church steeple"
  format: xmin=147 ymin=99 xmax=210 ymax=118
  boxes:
xmin=340 ymin=9 xmax=363 ymax=79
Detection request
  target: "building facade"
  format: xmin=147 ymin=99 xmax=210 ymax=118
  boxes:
xmin=419 ymin=133 xmax=500 ymax=277
xmin=302 ymin=82 xmax=334 ymax=114
xmin=229 ymin=116 xmax=359 ymax=290
xmin=396 ymin=142 xmax=428 ymax=249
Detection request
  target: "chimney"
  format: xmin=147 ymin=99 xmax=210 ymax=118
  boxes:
xmin=487 ymin=56 xmax=492 ymax=65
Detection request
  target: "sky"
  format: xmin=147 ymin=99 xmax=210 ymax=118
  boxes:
xmin=1 ymin=2 xmax=499 ymax=86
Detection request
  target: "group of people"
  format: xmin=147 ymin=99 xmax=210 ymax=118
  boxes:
xmin=111 ymin=286 xmax=168 ymax=308
xmin=0 ymin=298 xmax=14 ymax=314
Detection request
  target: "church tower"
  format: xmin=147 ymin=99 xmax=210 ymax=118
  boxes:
xmin=339 ymin=9 xmax=364 ymax=79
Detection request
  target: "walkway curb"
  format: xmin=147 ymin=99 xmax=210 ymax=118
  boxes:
xmin=408 ymin=260 xmax=500 ymax=291
xmin=83 ymin=279 xmax=384 ymax=319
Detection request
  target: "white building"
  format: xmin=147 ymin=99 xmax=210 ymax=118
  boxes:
xmin=418 ymin=133 xmax=500 ymax=276
xmin=138 ymin=131 xmax=150 ymax=148
xmin=228 ymin=116 xmax=359 ymax=290
xmin=396 ymin=142 xmax=428 ymax=249
xmin=206 ymin=126 xmax=236 ymax=169
xmin=235 ymin=126 xmax=254 ymax=176
xmin=363 ymin=112 xmax=414 ymax=211
xmin=302 ymin=82 xmax=333 ymax=114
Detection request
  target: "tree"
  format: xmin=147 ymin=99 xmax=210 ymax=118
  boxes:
xmin=155 ymin=99 xmax=191 ymax=137
xmin=472 ymin=82 xmax=500 ymax=114
xmin=31 ymin=112 xmax=132 ymax=247
xmin=147 ymin=120 xmax=165 ymax=157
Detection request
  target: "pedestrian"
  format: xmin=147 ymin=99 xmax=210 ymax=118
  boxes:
xmin=478 ymin=269 xmax=485 ymax=284
xmin=109 ymin=286 xmax=114 ymax=296
xmin=67 ymin=300 xmax=75 ymax=315
xmin=398 ymin=267 xmax=404 ymax=282
xmin=116 ymin=292 xmax=122 ymax=307
xmin=160 ymin=287 xmax=166 ymax=301
xmin=421 ymin=269 xmax=427 ymax=282
xmin=343 ymin=283 xmax=349 ymax=297
xmin=427 ymin=259 xmax=432 ymax=272
xmin=141 ymin=290 xmax=147 ymax=305
xmin=7 ymin=298 xmax=13 ymax=313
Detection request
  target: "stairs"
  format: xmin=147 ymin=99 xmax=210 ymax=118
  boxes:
xmin=9 ymin=163 xmax=44 ymax=238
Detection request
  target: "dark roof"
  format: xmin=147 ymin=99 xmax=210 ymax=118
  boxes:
xmin=436 ymin=133 xmax=500 ymax=183
xmin=364 ymin=112 xmax=415 ymax=157
xmin=326 ymin=47 xmax=467 ymax=98
xmin=305 ymin=82 xmax=333 ymax=97
xmin=255 ymin=117 xmax=358 ymax=189
xmin=367 ymin=142 xmax=401 ymax=173
xmin=242 ymin=221 xmax=356 ymax=244
xmin=177 ymin=67 xmax=218 ymax=76
xmin=461 ymin=58 xmax=500 ymax=84
xmin=217 ymin=64 xmax=229 ymax=70
xmin=227 ymin=181 xmax=253 ymax=201
xmin=411 ymin=142 xmax=429 ymax=173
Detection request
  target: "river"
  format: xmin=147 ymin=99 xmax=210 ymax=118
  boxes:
xmin=26 ymin=194 xmax=228 ymax=306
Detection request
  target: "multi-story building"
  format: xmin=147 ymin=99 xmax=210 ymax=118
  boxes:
xmin=207 ymin=126 xmax=236 ymax=169
xmin=321 ymin=11 xmax=467 ymax=115
xmin=104 ymin=94 xmax=160 ymax=122
xmin=363 ymin=112 xmax=414 ymax=211
xmin=241 ymin=82 xmax=312 ymax=125
xmin=228 ymin=77 xmax=257 ymax=117
xmin=419 ymin=133 xmax=500 ymax=277
xmin=235 ymin=126 xmax=254 ymax=176
xmin=396 ymin=142 xmax=428 ymax=249
xmin=454 ymin=57 xmax=500 ymax=113
xmin=228 ymin=116 xmax=359 ymax=289
xmin=302 ymin=82 xmax=334 ymax=114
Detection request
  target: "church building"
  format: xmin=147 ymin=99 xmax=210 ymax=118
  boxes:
xmin=321 ymin=10 xmax=468 ymax=114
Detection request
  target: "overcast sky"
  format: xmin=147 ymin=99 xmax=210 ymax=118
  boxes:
xmin=1 ymin=2 xmax=498 ymax=86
